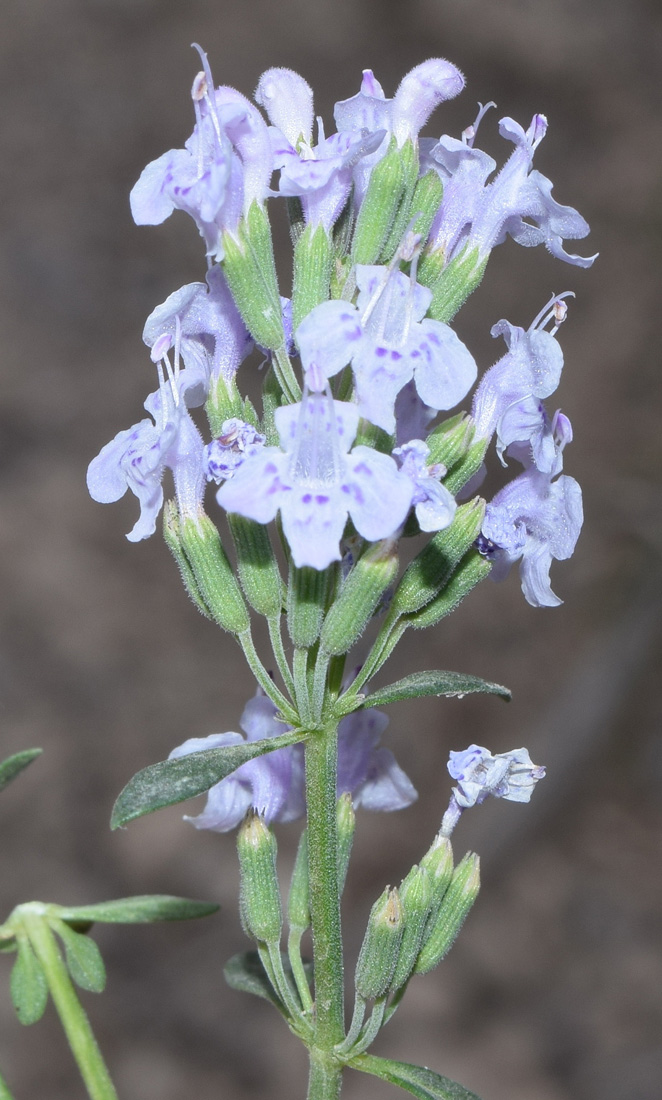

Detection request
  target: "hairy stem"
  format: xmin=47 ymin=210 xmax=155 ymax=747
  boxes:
xmin=305 ymin=724 xmax=344 ymax=1053
xmin=23 ymin=916 xmax=118 ymax=1100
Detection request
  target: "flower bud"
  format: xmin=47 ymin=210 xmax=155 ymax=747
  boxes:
xmin=287 ymin=829 xmax=310 ymax=934
xmin=390 ymin=865 xmax=433 ymax=992
xmin=389 ymin=499 xmax=485 ymax=618
xmin=228 ymin=514 xmax=284 ymax=619
xmin=355 ymin=887 xmax=404 ymax=1000
xmin=414 ymin=853 xmax=480 ymax=974
xmin=336 ymin=792 xmax=356 ymax=895
xmin=407 ymin=548 xmax=491 ymax=630
xmin=319 ymin=541 xmax=399 ymax=656
xmin=237 ymin=812 xmax=283 ymax=944
xmin=292 ymin=223 xmax=333 ymax=334
xmin=351 ymin=137 xmax=405 ymax=265
xmin=222 ymin=202 xmax=284 ymax=351
xmin=179 ymin=514 xmax=250 ymax=634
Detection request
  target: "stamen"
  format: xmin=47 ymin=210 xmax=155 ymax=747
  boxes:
xmin=191 ymin=71 xmax=207 ymax=102
xmin=191 ymin=42 xmax=224 ymax=149
xmin=462 ymin=100 xmax=496 ymax=147
xmin=150 ymin=333 xmax=173 ymax=363
xmin=316 ymin=115 xmax=325 ymax=145
xmin=173 ymin=315 xmax=183 ymax=378
xmin=529 ymin=290 xmax=574 ymax=334
xmin=360 ymin=223 xmax=420 ymax=329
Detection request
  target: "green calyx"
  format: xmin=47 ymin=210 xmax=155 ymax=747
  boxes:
xmin=389 ymin=498 xmax=486 ymax=619
xmin=228 ymin=514 xmax=283 ymax=619
xmin=351 ymin=137 xmax=406 ymax=266
xmin=292 ymin=223 xmax=334 ymax=334
xmin=414 ymin=853 xmax=480 ymax=974
xmin=355 ymin=887 xmax=404 ymax=1000
xmin=428 ymin=247 xmax=487 ymax=323
xmin=222 ymin=202 xmax=284 ymax=352
xmin=237 ymin=813 xmax=283 ymax=945
xmin=389 ymin=865 xmax=433 ymax=993
xmin=178 ymin=512 xmax=250 ymax=634
xmin=287 ymin=564 xmax=335 ymax=650
xmin=319 ymin=541 xmax=399 ymax=657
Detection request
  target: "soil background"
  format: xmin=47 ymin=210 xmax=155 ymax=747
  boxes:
xmin=0 ymin=2 xmax=661 ymax=1098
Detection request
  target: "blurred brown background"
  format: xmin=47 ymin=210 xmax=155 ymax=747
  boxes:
xmin=0 ymin=1 xmax=661 ymax=1098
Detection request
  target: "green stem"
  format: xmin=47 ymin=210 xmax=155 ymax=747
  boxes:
xmin=0 ymin=1067 xmax=15 ymax=1100
xmin=350 ymin=997 xmax=386 ymax=1056
xmin=287 ymin=927 xmax=314 ymax=1014
xmin=307 ymin=1050 xmax=343 ymax=1100
xmin=336 ymin=994 xmax=365 ymax=1055
xmin=265 ymin=941 xmax=312 ymax=1037
xmin=293 ymin=648 xmax=312 ymax=724
xmin=311 ymin=650 xmax=330 ymax=722
xmin=305 ymin=724 xmax=344 ymax=1052
xmin=23 ymin=916 xmax=118 ymax=1100
xmin=238 ymin=631 xmax=298 ymax=723
xmin=268 ymin=617 xmax=296 ymax=700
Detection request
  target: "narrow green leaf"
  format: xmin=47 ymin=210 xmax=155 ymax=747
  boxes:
xmin=10 ymin=938 xmax=48 ymax=1025
xmin=358 ymin=671 xmax=511 ymax=709
xmin=350 ymin=1055 xmax=483 ymax=1100
xmin=111 ymin=730 xmax=307 ymax=829
xmin=51 ymin=922 xmax=106 ymax=993
xmin=223 ymin=951 xmax=283 ymax=1010
xmin=223 ymin=951 xmax=312 ymax=1015
xmin=0 ymin=750 xmax=42 ymax=794
xmin=54 ymin=895 xmax=220 ymax=924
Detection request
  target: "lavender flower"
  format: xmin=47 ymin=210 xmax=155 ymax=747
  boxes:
xmin=426 ymin=111 xmax=597 ymax=268
xmin=86 ymin=337 xmax=205 ymax=541
xmin=296 ymin=264 xmax=477 ymax=434
xmin=478 ymin=466 xmax=583 ymax=607
xmin=393 ymin=439 xmax=456 ymax=531
xmin=169 ymin=694 xmax=416 ymax=832
xmin=130 ymin=47 xmax=271 ymax=259
xmin=256 ymin=67 xmax=384 ymax=231
xmin=143 ymin=266 xmax=252 ymax=387
xmin=216 ymin=386 xmax=413 ymax=570
xmin=334 ymin=60 xmax=465 ymax=207
xmin=440 ymin=743 xmax=545 ymax=835
xmin=471 ymin=293 xmax=571 ymax=471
